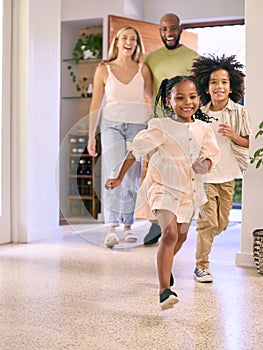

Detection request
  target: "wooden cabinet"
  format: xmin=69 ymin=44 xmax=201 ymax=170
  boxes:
xmin=67 ymin=133 xmax=100 ymax=220
xmin=60 ymin=21 xmax=103 ymax=224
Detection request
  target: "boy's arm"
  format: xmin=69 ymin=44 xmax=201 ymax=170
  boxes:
xmin=105 ymin=151 xmax=136 ymax=190
xmin=218 ymin=124 xmax=249 ymax=148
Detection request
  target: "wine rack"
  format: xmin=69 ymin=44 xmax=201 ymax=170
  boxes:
xmin=67 ymin=133 xmax=100 ymax=219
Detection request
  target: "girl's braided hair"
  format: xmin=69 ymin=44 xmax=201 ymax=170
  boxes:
xmin=154 ymin=75 xmax=214 ymax=123
xmin=190 ymin=54 xmax=245 ymax=105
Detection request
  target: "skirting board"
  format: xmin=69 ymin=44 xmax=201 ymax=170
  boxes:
xmin=235 ymin=251 xmax=255 ymax=267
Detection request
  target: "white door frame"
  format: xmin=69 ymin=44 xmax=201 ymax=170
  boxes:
xmin=0 ymin=0 xmax=12 ymax=244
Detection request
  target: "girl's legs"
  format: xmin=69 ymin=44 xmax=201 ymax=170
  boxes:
xmin=173 ymin=222 xmax=190 ymax=256
xmin=155 ymin=210 xmax=190 ymax=294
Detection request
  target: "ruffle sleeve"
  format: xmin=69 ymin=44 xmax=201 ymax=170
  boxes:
xmin=131 ymin=119 xmax=163 ymax=160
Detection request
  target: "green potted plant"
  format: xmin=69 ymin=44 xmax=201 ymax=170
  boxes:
xmin=250 ymin=121 xmax=263 ymax=274
xmin=72 ymin=32 xmax=102 ymax=63
xmin=250 ymin=121 xmax=263 ymax=168
xmin=67 ymin=32 xmax=102 ymax=98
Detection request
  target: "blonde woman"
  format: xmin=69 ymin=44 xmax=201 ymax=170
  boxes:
xmin=88 ymin=26 xmax=152 ymax=247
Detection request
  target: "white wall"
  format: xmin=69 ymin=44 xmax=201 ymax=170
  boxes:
xmin=14 ymin=0 xmax=249 ymax=243
xmin=61 ymin=0 xmax=245 ymax=23
xmin=61 ymin=0 xmax=124 ymax=21
xmin=143 ymin=0 xmax=244 ymax=23
xmin=61 ymin=0 xmax=143 ymax=21
xmin=236 ymin=0 xmax=263 ymax=266
xmin=12 ymin=0 xmax=61 ymax=242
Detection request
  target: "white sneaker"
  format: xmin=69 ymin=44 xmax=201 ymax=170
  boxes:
xmin=194 ymin=268 xmax=213 ymax=283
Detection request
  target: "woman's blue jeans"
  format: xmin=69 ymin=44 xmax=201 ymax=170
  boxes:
xmin=100 ymin=119 xmax=146 ymax=227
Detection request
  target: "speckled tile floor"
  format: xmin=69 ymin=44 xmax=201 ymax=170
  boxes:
xmin=0 ymin=216 xmax=262 ymax=350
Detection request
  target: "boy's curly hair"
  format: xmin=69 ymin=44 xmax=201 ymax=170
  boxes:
xmin=190 ymin=54 xmax=245 ymax=105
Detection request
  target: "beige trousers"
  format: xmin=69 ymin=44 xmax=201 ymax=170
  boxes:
xmin=195 ymin=180 xmax=235 ymax=270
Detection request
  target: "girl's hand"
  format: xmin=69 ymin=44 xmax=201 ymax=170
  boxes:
xmin=87 ymin=138 xmax=97 ymax=157
xmin=105 ymin=178 xmax=121 ymax=190
xmin=192 ymin=158 xmax=212 ymax=174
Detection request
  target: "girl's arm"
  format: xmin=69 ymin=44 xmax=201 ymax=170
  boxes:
xmin=105 ymin=151 xmax=136 ymax=190
xmin=87 ymin=64 xmax=106 ymax=157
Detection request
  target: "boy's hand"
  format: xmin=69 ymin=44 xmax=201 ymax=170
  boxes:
xmin=105 ymin=178 xmax=121 ymax=190
xmin=192 ymin=158 xmax=212 ymax=174
xmin=218 ymin=123 xmax=235 ymax=140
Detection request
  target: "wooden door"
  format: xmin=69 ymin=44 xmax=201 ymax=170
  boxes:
xmin=108 ymin=15 xmax=197 ymax=54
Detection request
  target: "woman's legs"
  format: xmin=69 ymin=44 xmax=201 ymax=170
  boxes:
xmin=101 ymin=121 xmax=145 ymax=229
xmin=101 ymin=122 xmax=126 ymax=228
xmin=121 ymin=123 xmax=145 ymax=227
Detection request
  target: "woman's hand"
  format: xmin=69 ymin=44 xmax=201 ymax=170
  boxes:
xmin=105 ymin=178 xmax=121 ymax=190
xmin=192 ymin=158 xmax=212 ymax=174
xmin=87 ymin=138 xmax=97 ymax=157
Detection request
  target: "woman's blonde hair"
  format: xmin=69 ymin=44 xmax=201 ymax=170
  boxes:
xmin=108 ymin=25 xmax=145 ymax=62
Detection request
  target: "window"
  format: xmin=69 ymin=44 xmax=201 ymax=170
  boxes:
xmin=185 ymin=24 xmax=245 ymax=66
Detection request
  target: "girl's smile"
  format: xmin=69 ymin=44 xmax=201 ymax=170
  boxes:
xmin=168 ymin=80 xmax=199 ymax=122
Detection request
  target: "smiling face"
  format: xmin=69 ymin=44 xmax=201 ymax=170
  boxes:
xmin=168 ymin=80 xmax=199 ymax=122
xmin=159 ymin=14 xmax=182 ymax=50
xmin=207 ymin=69 xmax=232 ymax=105
xmin=116 ymin=28 xmax=138 ymax=56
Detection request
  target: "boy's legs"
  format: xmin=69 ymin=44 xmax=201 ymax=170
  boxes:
xmin=195 ymin=184 xmax=218 ymax=272
xmin=195 ymin=181 xmax=235 ymax=282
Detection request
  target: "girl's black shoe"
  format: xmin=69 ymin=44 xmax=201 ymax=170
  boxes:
xmin=160 ymin=289 xmax=179 ymax=310
xmin=170 ymin=273 xmax=174 ymax=286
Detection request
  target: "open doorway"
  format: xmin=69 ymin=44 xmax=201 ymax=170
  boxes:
xmin=185 ymin=21 xmax=245 ymax=219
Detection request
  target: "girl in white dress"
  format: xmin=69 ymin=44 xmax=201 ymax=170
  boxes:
xmin=105 ymin=76 xmax=220 ymax=309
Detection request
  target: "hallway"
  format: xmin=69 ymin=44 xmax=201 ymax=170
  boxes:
xmin=0 ymin=218 xmax=262 ymax=350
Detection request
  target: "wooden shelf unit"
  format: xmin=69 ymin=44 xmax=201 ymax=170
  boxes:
xmin=67 ymin=133 xmax=100 ymax=219
xmin=60 ymin=22 xmax=103 ymax=224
